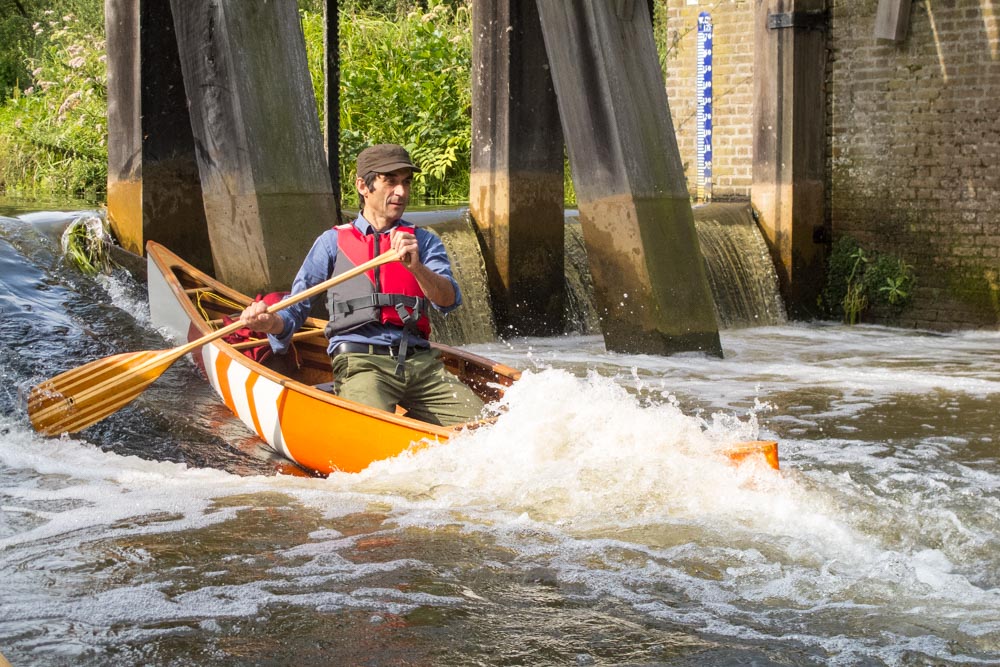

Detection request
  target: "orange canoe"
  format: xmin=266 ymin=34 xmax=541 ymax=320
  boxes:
xmin=146 ymin=241 xmax=778 ymax=475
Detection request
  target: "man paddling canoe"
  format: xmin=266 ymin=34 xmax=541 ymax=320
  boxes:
xmin=238 ymin=143 xmax=485 ymax=426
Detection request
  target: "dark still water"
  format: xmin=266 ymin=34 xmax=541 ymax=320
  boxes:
xmin=1 ymin=204 xmax=998 ymax=666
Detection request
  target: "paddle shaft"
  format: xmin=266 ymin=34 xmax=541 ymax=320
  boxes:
xmin=29 ymin=250 xmax=397 ymax=435
xmin=170 ymin=249 xmax=397 ymax=358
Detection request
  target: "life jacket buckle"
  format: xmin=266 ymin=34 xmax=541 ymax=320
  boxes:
xmin=394 ymin=302 xmax=411 ymax=323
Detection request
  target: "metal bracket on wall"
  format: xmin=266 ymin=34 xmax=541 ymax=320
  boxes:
xmin=767 ymin=11 xmax=828 ymax=30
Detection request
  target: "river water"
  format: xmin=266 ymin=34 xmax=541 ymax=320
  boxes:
xmin=1 ymin=204 xmax=998 ymax=666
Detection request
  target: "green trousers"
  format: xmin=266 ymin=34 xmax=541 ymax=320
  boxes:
xmin=330 ymin=348 xmax=485 ymax=426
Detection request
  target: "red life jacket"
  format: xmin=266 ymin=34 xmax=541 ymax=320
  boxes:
xmin=324 ymin=223 xmax=431 ymax=338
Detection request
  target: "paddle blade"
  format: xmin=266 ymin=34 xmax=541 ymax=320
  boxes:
xmin=28 ymin=350 xmax=172 ymax=436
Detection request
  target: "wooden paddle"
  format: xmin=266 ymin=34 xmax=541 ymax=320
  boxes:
xmin=28 ymin=250 xmax=399 ymax=436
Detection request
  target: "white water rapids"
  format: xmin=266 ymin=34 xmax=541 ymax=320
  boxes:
xmin=1 ymin=208 xmax=998 ymax=666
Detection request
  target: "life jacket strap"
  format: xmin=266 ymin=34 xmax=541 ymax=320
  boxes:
xmin=333 ymin=293 xmax=426 ymax=317
xmin=392 ymin=298 xmax=424 ymax=378
xmin=332 ymin=293 xmax=426 ymax=378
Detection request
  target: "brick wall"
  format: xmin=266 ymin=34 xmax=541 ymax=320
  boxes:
xmin=661 ymin=0 xmax=756 ymax=200
xmin=828 ymin=0 xmax=1000 ymax=329
xmin=659 ymin=0 xmax=1000 ymax=329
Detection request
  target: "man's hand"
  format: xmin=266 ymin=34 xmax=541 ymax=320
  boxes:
xmin=389 ymin=229 xmax=456 ymax=308
xmin=239 ymin=300 xmax=283 ymax=335
xmin=390 ymin=229 xmax=420 ymax=269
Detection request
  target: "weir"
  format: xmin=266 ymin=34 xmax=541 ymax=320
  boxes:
xmin=412 ymin=204 xmax=785 ymax=346
xmin=104 ymin=0 xmax=789 ymax=356
xmin=693 ymin=203 xmax=788 ymax=329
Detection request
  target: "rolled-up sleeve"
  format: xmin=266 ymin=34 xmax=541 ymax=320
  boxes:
xmin=268 ymin=230 xmax=338 ymax=354
xmin=417 ymin=228 xmax=462 ymax=314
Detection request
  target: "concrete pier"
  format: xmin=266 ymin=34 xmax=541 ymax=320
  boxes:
xmin=105 ymin=0 xmax=213 ymax=274
xmin=470 ymin=0 xmax=566 ymax=336
xmin=169 ymin=0 xmax=338 ymax=295
xmin=536 ymin=0 xmax=723 ymax=356
xmin=752 ymin=0 xmax=827 ymax=317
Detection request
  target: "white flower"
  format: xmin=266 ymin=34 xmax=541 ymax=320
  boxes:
xmin=68 ymin=56 xmax=86 ymax=69
xmin=58 ymin=91 xmax=83 ymax=117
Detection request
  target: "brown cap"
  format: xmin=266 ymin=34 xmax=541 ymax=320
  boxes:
xmin=356 ymin=143 xmax=421 ymax=176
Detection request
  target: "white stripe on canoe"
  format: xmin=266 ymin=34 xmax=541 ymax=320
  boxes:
xmin=225 ymin=355 xmax=255 ymax=429
xmin=203 ymin=342 xmax=291 ymax=459
xmin=202 ymin=345 xmax=223 ymax=399
xmin=251 ymin=377 xmax=289 ymax=458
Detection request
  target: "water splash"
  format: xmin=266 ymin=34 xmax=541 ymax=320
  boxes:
xmin=326 ymin=368 xmax=782 ymax=529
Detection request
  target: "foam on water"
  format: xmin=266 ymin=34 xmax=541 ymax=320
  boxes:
xmin=3 ymin=207 xmax=1000 ymax=662
xmin=0 ymin=419 xmax=253 ymax=547
xmin=95 ymin=271 xmax=152 ymax=329
xmin=3 ymin=361 xmax=999 ymax=663
xmin=323 ymin=368 xmax=777 ymax=526
xmin=290 ymin=360 xmax=996 ymax=663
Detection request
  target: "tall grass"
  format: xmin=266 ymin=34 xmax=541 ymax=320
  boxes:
xmin=305 ymin=0 xmax=473 ymax=205
xmin=0 ymin=9 xmax=107 ymax=198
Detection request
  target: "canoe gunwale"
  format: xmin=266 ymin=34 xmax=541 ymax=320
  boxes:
xmin=145 ymin=241 xmax=778 ymax=473
xmin=145 ymin=241 xmax=519 ymax=439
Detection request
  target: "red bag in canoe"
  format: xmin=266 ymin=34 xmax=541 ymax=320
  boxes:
xmin=221 ymin=292 xmax=289 ymax=364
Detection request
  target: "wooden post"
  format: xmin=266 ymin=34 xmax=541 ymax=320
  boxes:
xmin=536 ymin=0 xmax=722 ymax=356
xmin=105 ymin=0 xmax=213 ymax=274
xmin=752 ymin=0 xmax=827 ymax=317
xmin=470 ymin=0 xmax=566 ymax=336
xmin=169 ymin=0 xmax=337 ymax=295
xmin=874 ymin=0 xmax=912 ymax=42
xmin=324 ymin=0 xmax=343 ymax=220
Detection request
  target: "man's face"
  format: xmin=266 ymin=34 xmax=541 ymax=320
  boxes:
xmin=358 ymin=168 xmax=413 ymax=225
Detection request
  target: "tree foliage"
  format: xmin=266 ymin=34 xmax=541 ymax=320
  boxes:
xmin=0 ymin=0 xmax=474 ymax=204
xmin=0 ymin=4 xmax=106 ymax=196
xmin=304 ymin=0 xmax=473 ymax=205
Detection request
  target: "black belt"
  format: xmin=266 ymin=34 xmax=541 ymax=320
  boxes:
xmin=331 ymin=342 xmax=396 ymax=357
xmin=330 ymin=342 xmax=427 ymax=359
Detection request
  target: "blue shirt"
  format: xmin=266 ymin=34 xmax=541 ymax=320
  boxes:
xmin=268 ymin=215 xmax=462 ymax=356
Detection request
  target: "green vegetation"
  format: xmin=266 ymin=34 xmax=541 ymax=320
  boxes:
xmin=61 ymin=213 xmax=115 ymax=275
xmin=820 ymin=235 xmax=916 ymax=324
xmin=0 ymin=1 xmax=106 ymax=198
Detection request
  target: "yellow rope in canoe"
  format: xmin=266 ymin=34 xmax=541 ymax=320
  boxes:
xmin=193 ymin=289 xmax=303 ymax=367
xmin=194 ymin=290 xmax=260 ymax=337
